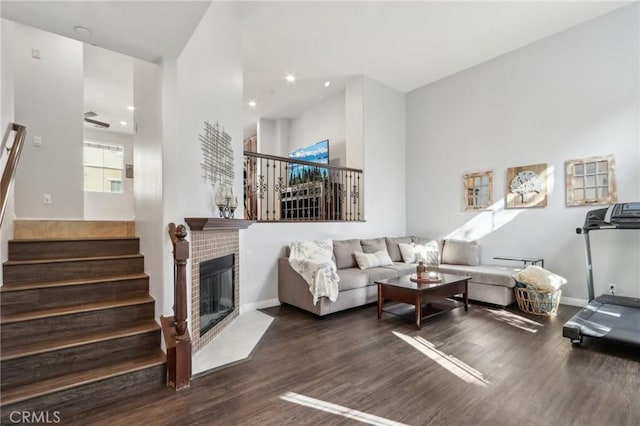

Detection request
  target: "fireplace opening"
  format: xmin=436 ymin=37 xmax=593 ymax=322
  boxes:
xmin=199 ymin=254 xmax=235 ymax=336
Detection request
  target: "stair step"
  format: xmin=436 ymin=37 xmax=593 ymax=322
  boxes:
xmin=8 ymin=237 xmax=140 ymax=261
xmin=1 ymin=297 xmax=155 ymax=349
xmin=0 ymin=350 xmax=165 ymax=407
xmin=2 ymin=254 xmax=144 ymax=285
xmin=0 ymin=296 xmax=154 ymax=324
xmin=1 ymin=320 xmax=160 ymax=360
xmin=1 ymin=323 xmax=161 ymax=389
xmin=0 ymin=274 xmax=149 ymax=315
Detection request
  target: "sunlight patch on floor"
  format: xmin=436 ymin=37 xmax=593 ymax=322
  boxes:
xmin=485 ymin=308 xmax=544 ymax=333
xmin=586 ymin=304 xmax=621 ymax=318
xmin=393 ymin=331 xmax=489 ymax=387
xmin=280 ymin=392 xmax=409 ymax=426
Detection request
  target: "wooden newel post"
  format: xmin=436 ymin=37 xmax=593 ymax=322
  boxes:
xmin=162 ymin=223 xmax=192 ymax=391
xmin=173 ymin=224 xmax=189 ymax=338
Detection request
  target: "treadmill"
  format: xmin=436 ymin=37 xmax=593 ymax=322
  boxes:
xmin=563 ymin=202 xmax=640 ymax=346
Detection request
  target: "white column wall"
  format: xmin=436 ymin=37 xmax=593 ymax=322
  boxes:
xmin=133 ymin=59 xmax=165 ymax=319
xmin=1 ymin=18 xmax=16 ymax=285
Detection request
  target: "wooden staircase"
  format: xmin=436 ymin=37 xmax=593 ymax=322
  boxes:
xmin=0 ymin=236 xmax=165 ymax=421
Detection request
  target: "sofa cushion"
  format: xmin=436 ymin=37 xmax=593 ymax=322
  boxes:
xmin=399 ymin=241 xmax=440 ymax=264
xmin=336 ymin=268 xmax=371 ymax=291
xmin=385 ymin=236 xmax=413 ymax=262
xmin=333 ymin=239 xmax=363 ymax=269
xmin=437 ymin=264 xmax=520 ymax=287
xmin=441 ymin=239 xmax=480 ymax=266
xmin=360 ymin=237 xmax=387 ymax=254
xmin=336 ymin=267 xmax=398 ymax=290
xmin=361 ymin=267 xmax=399 ymax=285
xmin=354 ymin=250 xmax=393 ymax=270
xmin=381 ymin=262 xmax=417 ymax=276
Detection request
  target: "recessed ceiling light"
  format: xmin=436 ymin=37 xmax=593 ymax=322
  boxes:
xmin=127 ymin=105 xmax=135 ymax=111
xmin=324 ymin=81 xmax=331 ymax=87
xmin=74 ymin=26 xmax=92 ymax=36
xmin=120 ymin=121 xmax=127 ymax=126
xmin=248 ymin=100 xmax=257 ymax=108
xmin=285 ymin=73 xmax=296 ymax=83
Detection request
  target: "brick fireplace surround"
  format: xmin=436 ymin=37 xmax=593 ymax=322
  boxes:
xmin=184 ymin=218 xmax=254 ymax=353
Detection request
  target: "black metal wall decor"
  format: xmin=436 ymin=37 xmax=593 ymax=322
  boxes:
xmin=200 ymin=121 xmax=237 ymax=217
xmin=200 ymin=121 xmax=234 ymax=188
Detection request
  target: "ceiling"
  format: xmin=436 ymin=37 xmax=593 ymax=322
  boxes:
xmin=1 ymin=1 xmax=633 ymax=139
xmin=0 ymin=1 xmax=212 ymax=63
xmin=241 ymin=1 xmax=632 ymax=135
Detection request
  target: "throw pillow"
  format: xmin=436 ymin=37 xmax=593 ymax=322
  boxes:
xmin=354 ymin=250 xmax=394 ymax=270
xmin=385 ymin=236 xmax=413 ymax=262
xmin=414 ymin=240 xmax=440 ymax=265
xmin=513 ymin=265 xmax=567 ymax=293
xmin=360 ymin=237 xmax=387 ymax=254
xmin=332 ymin=239 xmax=363 ymax=269
xmin=441 ymin=239 xmax=480 ymax=266
xmin=399 ymin=241 xmax=440 ymax=264
xmin=398 ymin=243 xmax=417 ymax=263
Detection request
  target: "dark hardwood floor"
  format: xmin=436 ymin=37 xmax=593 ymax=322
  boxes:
xmin=68 ymin=302 xmax=639 ymax=426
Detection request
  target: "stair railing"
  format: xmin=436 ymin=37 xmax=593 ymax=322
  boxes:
xmin=161 ymin=223 xmax=192 ymax=390
xmin=243 ymin=151 xmax=364 ymax=222
xmin=1 ymin=123 xmax=27 ymax=225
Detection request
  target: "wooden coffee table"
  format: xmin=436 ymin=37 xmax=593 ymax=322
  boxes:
xmin=376 ymin=273 xmax=471 ymax=329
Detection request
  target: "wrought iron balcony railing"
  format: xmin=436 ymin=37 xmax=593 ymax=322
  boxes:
xmin=243 ymin=151 xmax=364 ymax=222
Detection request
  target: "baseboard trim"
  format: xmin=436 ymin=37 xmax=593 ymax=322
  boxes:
xmin=240 ymin=298 xmax=280 ymax=314
xmin=560 ymin=296 xmax=588 ymax=307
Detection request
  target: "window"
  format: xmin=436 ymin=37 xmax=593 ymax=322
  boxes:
xmin=84 ymin=141 xmax=124 ymax=193
xmin=463 ymin=171 xmax=493 ymax=210
xmin=565 ymin=155 xmax=616 ymax=206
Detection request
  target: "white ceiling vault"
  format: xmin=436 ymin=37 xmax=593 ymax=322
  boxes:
xmin=1 ymin=1 xmax=633 ymax=137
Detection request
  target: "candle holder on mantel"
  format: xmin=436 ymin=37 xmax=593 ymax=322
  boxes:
xmin=215 ymin=186 xmax=238 ymax=219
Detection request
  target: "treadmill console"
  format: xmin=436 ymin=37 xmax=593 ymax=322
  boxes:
xmin=580 ymin=202 xmax=640 ymax=233
xmin=605 ymin=202 xmax=640 ymax=228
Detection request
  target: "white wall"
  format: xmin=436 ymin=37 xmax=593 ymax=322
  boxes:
xmin=289 ymin=92 xmax=346 ymax=166
xmin=174 ymin=2 xmax=243 ymax=220
xmin=1 ymin=18 xmax=16 ymax=285
xmin=406 ymin=5 xmax=640 ymax=301
xmin=133 ymin=59 xmax=165 ymax=319
xmin=241 ymin=76 xmax=406 ymax=307
xmin=83 ymin=127 xmax=135 ymax=220
xmin=160 ymin=2 xmax=242 ymax=320
xmin=257 ymin=117 xmax=277 ymax=155
xmin=13 ymin=23 xmax=84 ymax=219
xmin=345 ymin=77 xmax=364 ymax=170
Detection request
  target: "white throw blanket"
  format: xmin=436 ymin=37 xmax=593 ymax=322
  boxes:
xmin=288 ymin=239 xmax=340 ymax=305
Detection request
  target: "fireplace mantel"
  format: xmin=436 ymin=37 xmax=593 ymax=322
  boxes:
xmin=184 ymin=218 xmax=255 ymax=231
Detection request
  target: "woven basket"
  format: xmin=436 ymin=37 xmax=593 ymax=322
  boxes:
xmin=515 ymin=285 xmax=561 ymax=316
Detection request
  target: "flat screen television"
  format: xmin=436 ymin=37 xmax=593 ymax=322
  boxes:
xmin=288 ymin=139 xmax=329 ymax=183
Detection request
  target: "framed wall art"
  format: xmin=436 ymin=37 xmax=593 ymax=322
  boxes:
xmin=506 ymin=163 xmax=548 ymax=209
xmin=463 ymin=171 xmax=493 ymax=210
xmin=565 ymin=154 xmax=616 ymax=206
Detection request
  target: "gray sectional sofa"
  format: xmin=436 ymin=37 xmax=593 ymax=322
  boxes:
xmin=278 ymin=236 xmax=521 ymax=316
